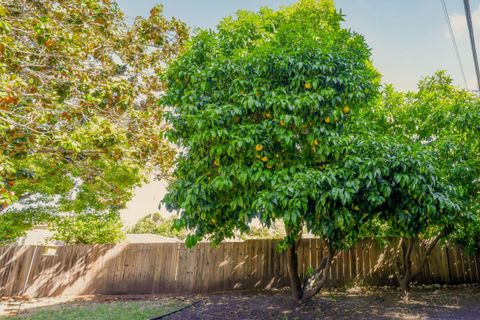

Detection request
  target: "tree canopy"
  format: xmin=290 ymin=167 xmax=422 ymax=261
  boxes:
xmin=367 ymin=72 xmax=480 ymax=239
xmin=0 ymin=0 xmax=188 ymax=239
xmin=371 ymin=72 xmax=480 ymax=212
xmin=365 ymin=72 xmax=480 ymax=274
xmin=163 ymin=0 xmax=380 ymax=246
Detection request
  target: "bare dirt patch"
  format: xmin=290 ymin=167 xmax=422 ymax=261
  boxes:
xmin=165 ymin=285 xmax=480 ymax=320
xmin=2 ymin=285 xmax=479 ymax=319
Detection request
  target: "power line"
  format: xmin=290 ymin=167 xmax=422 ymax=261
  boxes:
xmin=441 ymin=0 xmax=469 ymax=89
xmin=463 ymin=0 xmax=480 ymax=92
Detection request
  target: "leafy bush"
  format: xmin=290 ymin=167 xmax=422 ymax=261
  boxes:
xmin=129 ymin=212 xmax=188 ymax=240
xmin=50 ymin=212 xmax=125 ymax=244
xmin=0 ymin=209 xmax=51 ymax=244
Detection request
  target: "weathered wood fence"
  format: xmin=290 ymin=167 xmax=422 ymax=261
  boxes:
xmin=0 ymin=239 xmax=479 ymax=298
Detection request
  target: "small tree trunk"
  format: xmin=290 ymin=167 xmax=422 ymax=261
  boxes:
xmin=286 ymin=235 xmax=334 ymax=302
xmin=394 ymin=230 xmax=449 ymax=297
xmin=287 ymin=240 xmax=302 ymax=300
xmin=394 ymin=237 xmax=414 ymax=297
xmin=399 ymin=276 xmax=411 ymax=297
xmin=398 ymin=262 xmax=412 ymax=298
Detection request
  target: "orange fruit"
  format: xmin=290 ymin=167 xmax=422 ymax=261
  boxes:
xmin=2 ymin=96 xmax=14 ymax=104
xmin=44 ymin=39 xmax=54 ymax=47
xmin=343 ymin=106 xmax=350 ymax=114
xmin=261 ymin=156 xmax=269 ymax=162
xmin=304 ymin=82 xmax=312 ymax=90
xmin=313 ymin=139 xmax=319 ymax=146
xmin=255 ymin=144 xmax=263 ymax=152
xmin=325 ymin=117 xmax=331 ymax=124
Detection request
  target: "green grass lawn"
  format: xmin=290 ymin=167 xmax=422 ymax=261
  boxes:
xmin=1 ymin=300 xmax=186 ymax=320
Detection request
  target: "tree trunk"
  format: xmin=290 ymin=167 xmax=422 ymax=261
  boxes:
xmin=394 ymin=229 xmax=449 ymax=297
xmin=394 ymin=237 xmax=414 ymax=297
xmin=286 ymin=236 xmax=334 ymax=302
xmin=398 ymin=276 xmax=411 ymax=299
xmin=287 ymin=240 xmax=302 ymax=300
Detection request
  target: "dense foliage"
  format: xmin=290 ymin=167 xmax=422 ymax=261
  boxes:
xmin=163 ymin=0 xmax=380 ymax=247
xmin=50 ymin=211 xmax=125 ymax=244
xmin=0 ymin=0 xmax=188 ymax=242
xmin=0 ymin=0 xmax=187 ymax=215
xmin=371 ymin=72 xmax=480 ymax=214
xmin=0 ymin=208 xmax=50 ymax=244
xmin=368 ymin=72 xmax=480 ymax=247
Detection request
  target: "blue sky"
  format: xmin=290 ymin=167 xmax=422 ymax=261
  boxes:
xmin=117 ymin=0 xmax=480 ymax=91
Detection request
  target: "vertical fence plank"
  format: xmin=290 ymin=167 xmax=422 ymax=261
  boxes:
xmin=473 ymin=251 xmax=480 ymax=282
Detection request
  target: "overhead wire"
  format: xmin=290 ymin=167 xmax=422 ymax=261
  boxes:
xmin=441 ymin=0 xmax=469 ymax=90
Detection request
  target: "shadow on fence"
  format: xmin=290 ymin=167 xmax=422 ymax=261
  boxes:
xmin=0 ymin=239 xmax=478 ymax=298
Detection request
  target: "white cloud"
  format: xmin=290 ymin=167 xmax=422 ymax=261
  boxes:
xmin=448 ymin=13 xmax=467 ymax=37
xmin=445 ymin=6 xmax=480 ymax=39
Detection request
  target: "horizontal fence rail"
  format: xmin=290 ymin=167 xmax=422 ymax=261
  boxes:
xmin=0 ymin=239 xmax=479 ymax=298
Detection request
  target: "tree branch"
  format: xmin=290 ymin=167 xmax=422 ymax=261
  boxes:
xmin=412 ymin=228 xmax=449 ymax=280
xmin=300 ymin=241 xmax=334 ymax=301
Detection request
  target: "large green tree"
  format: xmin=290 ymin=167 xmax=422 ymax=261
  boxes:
xmin=0 ymin=0 xmax=188 ymax=241
xmin=162 ymin=0 xmax=453 ymax=300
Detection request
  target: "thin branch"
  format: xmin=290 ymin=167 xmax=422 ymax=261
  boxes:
xmin=412 ymin=228 xmax=449 ymax=280
xmin=0 ymin=115 xmax=46 ymax=134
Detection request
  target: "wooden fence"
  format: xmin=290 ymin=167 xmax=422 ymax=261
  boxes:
xmin=0 ymin=239 xmax=479 ymax=298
